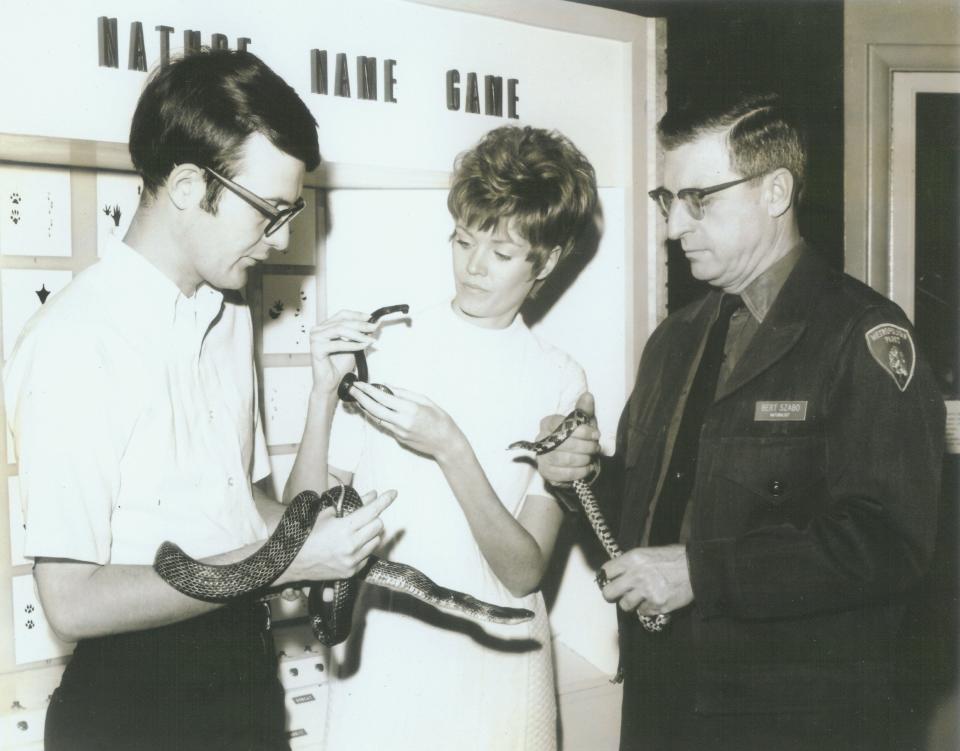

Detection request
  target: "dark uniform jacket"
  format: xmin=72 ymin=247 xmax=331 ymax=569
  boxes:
xmin=611 ymin=248 xmax=945 ymax=715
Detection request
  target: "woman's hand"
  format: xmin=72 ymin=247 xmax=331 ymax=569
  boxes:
xmin=308 ymin=310 xmax=379 ymax=394
xmin=349 ymin=381 xmax=468 ymax=463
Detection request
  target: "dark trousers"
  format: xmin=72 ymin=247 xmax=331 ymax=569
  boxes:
xmin=44 ymin=602 xmax=288 ymax=751
xmin=618 ymin=608 xmax=904 ymax=751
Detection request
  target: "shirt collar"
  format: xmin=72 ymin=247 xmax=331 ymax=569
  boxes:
xmin=104 ymin=237 xmax=224 ymax=335
xmin=740 ymin=241 xmax=805 ymax=323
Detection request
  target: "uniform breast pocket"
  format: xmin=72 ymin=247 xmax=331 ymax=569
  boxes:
xmin=714 ymin=435 xmax=826 ymax=525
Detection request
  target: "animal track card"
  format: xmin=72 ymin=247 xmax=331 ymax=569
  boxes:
xmin=12 ymin=574 xmax=75 ymax=664
xmin=0 ymin=166 xmax=71 ymax=257
xmin=262 ymin=274 xmax=317 ymax=354
xmin=96 ymin=172 xmax=143 ymax=256
xmin=262 ymin=366 xmax=313 ymax=446
xmin=264 ymin=187 xmax=317 ymax=267
xmin=1 ymin=269 xmax=73 ymax=360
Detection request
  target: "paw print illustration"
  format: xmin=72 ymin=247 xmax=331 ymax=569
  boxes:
xmin=25 ymin=620 xmax=35 ymax=630
xmin=102 ymin=204 xmax=122 ymax=227
xmin=9 ymin=208 xmax=20 ymax=225
xmin=10 ymin=191 xmax=21 ymax=204
xmin=24 ymin=603 xmax=35 ymax=614
xmin=268 ymin=300 xmax=284 ymax=320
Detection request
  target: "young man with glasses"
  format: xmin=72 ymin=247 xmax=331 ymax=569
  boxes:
xmin=536 ymin=93 xmax=944 ymax=750
xmin=4 ymin=49 xmax=393 ymax=750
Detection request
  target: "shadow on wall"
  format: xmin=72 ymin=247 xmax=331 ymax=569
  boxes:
xmin=522 ymin=204 xmax=603 ymax=327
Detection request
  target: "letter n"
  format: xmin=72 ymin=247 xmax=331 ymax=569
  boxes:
xmin=97 ymin=16 xmax=118 ymax=68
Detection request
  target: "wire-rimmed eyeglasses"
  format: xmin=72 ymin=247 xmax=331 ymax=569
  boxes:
xmin=204 ymin=167 xmax=305 ymax=237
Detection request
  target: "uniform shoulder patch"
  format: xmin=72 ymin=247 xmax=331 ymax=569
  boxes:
xmin=864 ymin=323 xmax=915 ymax=392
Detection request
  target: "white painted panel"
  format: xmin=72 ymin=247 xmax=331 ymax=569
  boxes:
xmin=262 ymin=366 xmax=313 ymax=446
xmin=325 ymin=189 xmax=453 ymax=316
xmin=267 ymin=451 xmax=297 ymax=502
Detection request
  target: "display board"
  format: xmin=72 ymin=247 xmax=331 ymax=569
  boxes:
xmin=0 ymin=1 xmax=663 ymax=747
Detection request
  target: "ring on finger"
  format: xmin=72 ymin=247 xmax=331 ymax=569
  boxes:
xmin=595 ymin=569 xmax=608 ymax=589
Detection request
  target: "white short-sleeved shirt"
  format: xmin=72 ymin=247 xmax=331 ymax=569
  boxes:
xmin=3 ymin=239 xmax=270 ymax=565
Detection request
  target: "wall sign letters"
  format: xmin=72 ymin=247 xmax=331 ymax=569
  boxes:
xmin=96 ymin=15 xmax=519 ymax=119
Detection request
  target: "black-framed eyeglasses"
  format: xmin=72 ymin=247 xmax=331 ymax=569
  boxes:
xmin=648 ymin=175 xmax=756 ymax=221
xmin=204 ymin=167 xmax=305 ymax=237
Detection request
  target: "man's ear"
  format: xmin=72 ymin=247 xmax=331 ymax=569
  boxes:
xmin=165 ymin=164 xmax=207 ymax=211
xmin=764 ymin=168 xmax=795 ymax=218
xmin=535 ymin=246 xmax=563 ymax=281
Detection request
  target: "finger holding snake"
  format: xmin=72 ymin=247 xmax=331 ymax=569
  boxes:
xmin=308 ymin=310 xmax=381 ymax=393
xmin=350 ymin=381 xmax=467 ymax=462
xmin=599 ymin=544 xmax=693 ymax=615
xmin=281 ymin=488 xmax=396 ymax=584
xmin=535 ymin=393 xmax=601 ymax=486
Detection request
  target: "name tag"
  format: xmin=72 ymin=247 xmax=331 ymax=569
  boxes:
xmin=754 ymin=401 xmax=808 ymax=421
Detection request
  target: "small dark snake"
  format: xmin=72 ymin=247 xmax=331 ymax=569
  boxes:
xmin=509 ymin=408 xmax=671 ymax=633
xmin=155 ymin=484 xmax=533 ymax=645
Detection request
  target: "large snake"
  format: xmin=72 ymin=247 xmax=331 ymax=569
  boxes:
xmin=509 ymin=409 xmax=670 ymax=633
xmin=154 ymin=485 xmax=534 ymax=646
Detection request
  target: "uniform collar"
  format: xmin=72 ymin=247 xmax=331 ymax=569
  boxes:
xmin=739 ymin=242 xmax=805 ymax=323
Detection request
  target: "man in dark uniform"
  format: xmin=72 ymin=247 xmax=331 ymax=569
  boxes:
xmin=537 ymin=93 xmax=945 ymax=750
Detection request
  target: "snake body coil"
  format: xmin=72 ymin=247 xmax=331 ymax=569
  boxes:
xmin=509 ymin=409 xmax=670 ymax=633
xmin=154 ymin=485 xmax=533 ymax=646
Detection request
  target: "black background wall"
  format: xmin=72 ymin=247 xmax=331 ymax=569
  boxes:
xmin=571 ymin=0 xmax=844 ymax=312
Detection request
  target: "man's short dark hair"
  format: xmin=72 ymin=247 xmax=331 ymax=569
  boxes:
xmin=658 ymin=93 xmax=807 ymax=199
xmin=129 ymin=49 xmax=320 ymax=210
xmin=447 ymin=125 xmax=598 ymax=281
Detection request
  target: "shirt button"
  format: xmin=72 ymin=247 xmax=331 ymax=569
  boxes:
xmin=208 ymin=410 xmax=215 ymax=421
xmin=228 ymin=477 xmax=235 ymax=487
xmin=673 ymin=471 xmax=684 ymax=481
xmin=769 ymin=479 xmax=785 ymax=496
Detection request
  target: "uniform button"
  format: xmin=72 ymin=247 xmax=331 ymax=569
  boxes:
xmin=673 ymin=471 xmax=684 ymax=481
xmin=769 ymin=479 xmax=785 ymax=496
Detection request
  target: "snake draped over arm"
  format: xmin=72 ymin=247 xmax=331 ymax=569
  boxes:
xmin=154 ymin=485 xmax=534 ymax=646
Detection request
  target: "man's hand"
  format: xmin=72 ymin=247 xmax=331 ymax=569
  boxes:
xmin=599 ymin=544 xmax=693 ymax=615
xmin=536 ymin=392 xmax=601 ymax=485
xmin=284 ymin=489 xmax=396 ymax=583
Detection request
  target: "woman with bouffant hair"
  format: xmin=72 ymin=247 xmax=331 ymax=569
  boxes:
xmin=303 ymin=125 xmax=598 ymax=750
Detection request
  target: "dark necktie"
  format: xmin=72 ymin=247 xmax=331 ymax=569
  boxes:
xmin=648 ymin=293 xmax=742 ymax=546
